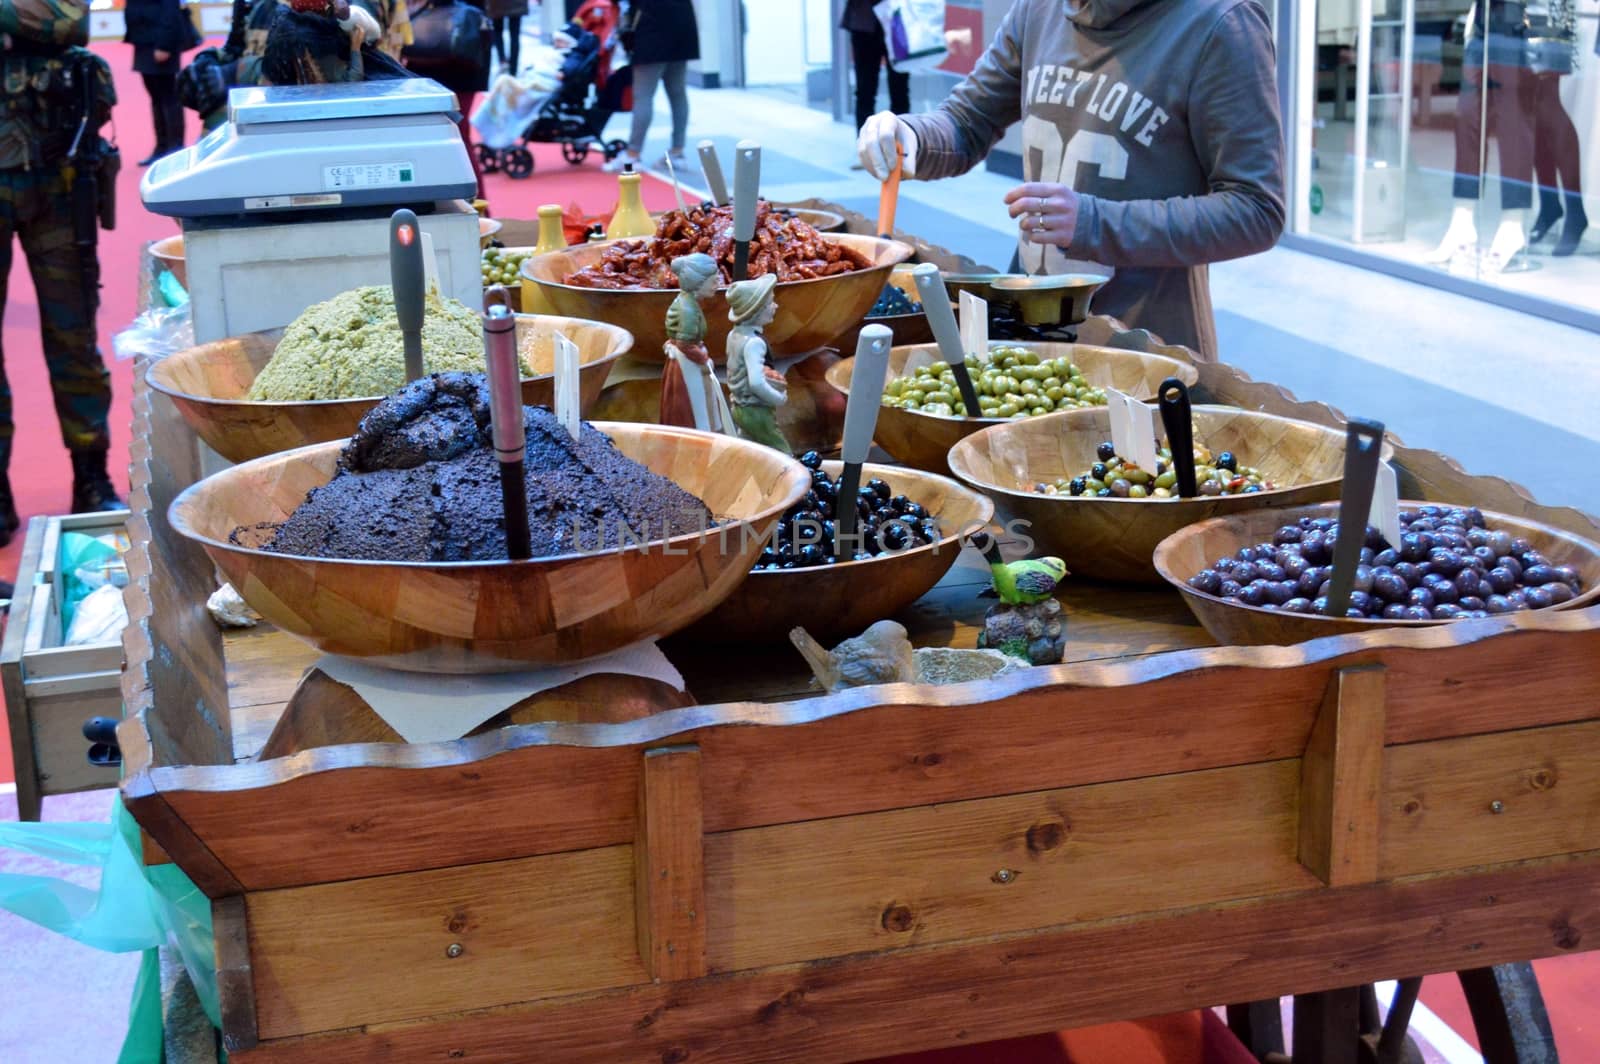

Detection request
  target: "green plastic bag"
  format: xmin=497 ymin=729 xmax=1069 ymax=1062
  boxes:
xmin=0 ymin=796 xmax=219 ymax=1060
xmin=58 ymin=530 xmax=122 ymax=633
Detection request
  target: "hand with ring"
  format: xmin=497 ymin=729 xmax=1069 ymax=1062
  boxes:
xmin=1003 ymin=183 xmax=1081 ymax=247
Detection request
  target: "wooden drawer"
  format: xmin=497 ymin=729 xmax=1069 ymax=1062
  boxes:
xmin=2 ymin=512 xmax=128 ymax=820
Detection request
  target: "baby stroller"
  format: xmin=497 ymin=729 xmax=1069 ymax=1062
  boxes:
xmin=477 ymin=5 xmax=632 ymax=178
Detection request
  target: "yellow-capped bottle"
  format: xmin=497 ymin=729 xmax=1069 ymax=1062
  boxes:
xmin=606 ymin=165 xmax=655 ymax=239
xmin=533 ymin=204 xmax=567 ymax=254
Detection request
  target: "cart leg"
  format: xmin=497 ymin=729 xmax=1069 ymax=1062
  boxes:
xmin=1227 ymin=1000 xmax=1286 ymax=1060
xmin=1293 ymin=988 xmax=1362 ymax=1064
xmin=1458 ymin=963 xmax=1560 ymax=1064
xmin=1364 ymin=978 xmax=1425 ymax=1064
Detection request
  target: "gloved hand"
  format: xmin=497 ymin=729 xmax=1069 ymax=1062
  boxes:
xmin=857 ymin=111 xmax=918 ymax=181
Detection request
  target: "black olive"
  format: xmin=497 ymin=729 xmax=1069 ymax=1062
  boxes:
xmin=1432 ymin=603 xmax=1465 ymax=620
xmin=1381 ymin=603 xmax=1407 ymax=620
xmin=1497 ymin=555 xmax=1524 ymax=581
xmin=1068 ymin=477 xmax=1087 ymax=496
xmin=1547 ymin=583 xmax=1575 ymax=605
xmin=878 ymin=522 xmax=910 ymax=552
xmin=1284 ymin=597 xmax=1313 ymax=614
xmin=1454 ymin=569 xmax=1482 ymax=598
xmin=1219 ymin=579 xmax=1244 ymax=598
xmin=758 ymin=548 xmax=778 ymax=567
xmin=1373 ymin=571 xmax=1408 ymax=603
xmin=889 ymin=494 xmax=912 ymax=513
xmin=1348 ymin=590 xmax=1373 ymax=614
xmin=1256 ymin=562 xmax=1286 ymax=583
xmin=1428 ymin=548 xmax=1463 ymax=576
xmin=1240 ymin=581 xmax=1268 ymax=607
xmin=1091 ymin=462 xmax=1110 ymax=482
xmin=1216 ymin=451 xmax=1237 ymax=472
xmin=1425 ymin=577 xmax=1459 ymax=605
xmin=919 ymin=518 xmax=940 ymax=542
xmin=780 ymin=560 xmax=798 ymax=569
xmin=1095 ymin=487 xmax=1113 ymax=497
xmin=1398 ymin=534 xmax=1427 ymax=563
xmin=1231 ymin=562 xmax=1258 ymax=585
xmin=1407 ymin=586 xmax=1436 ymax=611
xmin=1393 ymin=562 xmax=1423 ymax=587
xmin=851 ymin=550 xmax=872 ymax=561
xmin=868 ymin=478 xmax=892 ymax=501
xmin=799 ymin=450 xmax=823 ymax=470
xmin=1401 ymin=605 xmax=1433 ymax=621
xmin=1096 ymin=441 xmax=1117 ymax=462
xmin=904 ymin=502 xmax=928 ymax=519
xmin=1372 ymin=548 xmax=1399 ymax=568
xmin=1295 ymin=570 xmax=1322 ymax=598
xmin=1458 ymin=595 xmax=1486 ymax=611
xmin=798 ymin=544 xmax=825 ymax=567
xmin=1525 ymin=586 xmax=1555 ymax=609
xmin=1522 ymin=564 xmax=1559 ymax=586
xmin=1486 ymin=566 xmax=1516 ymax=594
xmin=1274 ymin=525 xmax=1303 ymax=545
xmin=1352 ymin=564 xmax=1374 ymax=593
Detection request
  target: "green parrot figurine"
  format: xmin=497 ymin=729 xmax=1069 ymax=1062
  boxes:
xmin=970 ymin=531 xmax=1068 ymax=605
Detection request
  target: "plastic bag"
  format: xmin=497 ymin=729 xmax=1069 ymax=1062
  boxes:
xmin=471 ymin=72 xmax=554 ymax=149
xmin=113 ymin=303 xmax=195 ymax=362
xmin=65 ymin=583 xmax=129 ymax=646
xmin=0 ymin=796 xmax=219 ymax=1061
xmin=873 ymin=0 xmax=948 ymax=72
xmin=60 ymin=530 xmax=127 ymax=634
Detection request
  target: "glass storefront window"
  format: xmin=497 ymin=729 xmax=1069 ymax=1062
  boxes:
xmin=1289 ymin=0 xmax=1598 ymax=319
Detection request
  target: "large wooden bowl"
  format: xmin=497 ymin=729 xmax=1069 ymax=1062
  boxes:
xmin=149 ymin=235 xmax=185 ymax=288
xmin=683 ymin=461 xmax=995 ymax=644
xmin=168 ymin=424 xmax=812 ymax=673
xmin=146 ymin=315 xmax=632 ymax=464
xmin=825 ymin=341 xmax=1197 ymax=476
xmin=947 ymin=405 xmax=1387 ymax=585
xmin=835 ymin=263 xmax=938 ymax=354
xmin=1154 ymin=501 xmax=1600 ymax=646
xmin=520 ymin=234 xmax=914 ymax=363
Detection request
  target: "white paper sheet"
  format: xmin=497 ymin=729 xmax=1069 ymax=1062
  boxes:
xmin=1104 ymin=389 xmax=1160 ymax=475
xmin=554 ymin=331 xmax=581 ymax=439
xmin=959 ymin=291 xmax=988 ymax=363
xmin=315 ymin=641 xmax=685 ymax=744
xmin=1368 ymin=461 xmax=1402 ymax=548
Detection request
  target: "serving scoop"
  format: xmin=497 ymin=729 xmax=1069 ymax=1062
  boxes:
xmin=1323 ymin=417 xmax=1386 ymax=617
xmin=835 ymin=324 xmax=894 ymax=560
xmin=912 ymin=263 xmax=983 ymax=418
xmin=483 ymin=303 xmax=531 ymax=560
xmin=1157 ymin=377 xmax=1198 ymax=498
xmin=390 ymin=208 xmax=426 ymax=383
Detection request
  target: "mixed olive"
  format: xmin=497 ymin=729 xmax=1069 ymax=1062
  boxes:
xmin=481 ymin=246 xmax=531 ymax=287
xmin=1035 ymin=440 xmax=1277 ymax=499
xmin=753 ymin=451 xmax=941 ymax=570
xmin=869 ymin=284 xmax=922 ymax=317
xmin=1187 ymin=505 xmax=1583 ymax=620
xmin=881 ymin=345 xmax=1107 ymax=420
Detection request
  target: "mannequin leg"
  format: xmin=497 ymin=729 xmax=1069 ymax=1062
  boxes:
xmin=1537 ymin=73 xmax=1587 ymax=256
xmin=1426 ymin=203 xmax=1478 ymax=263
xmin=1529 ymin=75 xmax=1563 ymax=244
xmin=1431 ymin=65 xmax=1485 ymax=262
xmin=1484 ymin=63 xmax=1537 ymax=270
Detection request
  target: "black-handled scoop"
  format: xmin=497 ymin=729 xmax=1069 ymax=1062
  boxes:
xmin=390 ymin=209 xmax=426 ymax=383
xmin=912 ymin=264 xmax=984 ymax=418
xmin=1322 ymin=417 xmax=1387 ymax=617
xmin=484 ymin=303 xmax=531 ymax=560
xmin=1156 ymin=377 xmax=1197 ymax=498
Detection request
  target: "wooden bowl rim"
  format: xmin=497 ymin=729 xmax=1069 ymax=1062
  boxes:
xmin=1152 ymin=499 xmax=1600 ymax=629
xmin=946 ymin=404 xmax=1394 ymax=510
xmin=520 ymin=233 xmax=914 ymax=294
xmin=824 ymin=340 xmax=1199 ymax=430
xmin=143 ymin=313 xmax=634 ymax=410
xmin=738 ymin=460 xmax=996 ymax=580
xmin=168 ymin=422 xmax=811 ymax=571
xmin=149 ymin=234 xmax=184 ymax=259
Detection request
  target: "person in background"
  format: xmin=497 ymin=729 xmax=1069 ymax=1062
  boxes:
xmin=841 ymin=0 xmax=907 ymax=170
xmin=604 ymin=0 xmax=696 ymax=172
xmin=857 ymin=0 xmax=1285 ymax=360
xmin=485 ymin=0 xmax=525 ymax=75
xmin=0 ymin=0 xmax=126 ymax=538
xmin=403 ymin=0 xmax=491 ymax=197
xmin=124 ymin=0 xmax=198 ymax=165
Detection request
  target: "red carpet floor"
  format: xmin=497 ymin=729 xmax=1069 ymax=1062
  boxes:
xmin=5 ymin=44 xmax=1597 ymax=1064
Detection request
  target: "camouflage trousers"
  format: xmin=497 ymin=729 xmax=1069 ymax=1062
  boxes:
xmin=0 ymin=165 xmax=112 ymax=455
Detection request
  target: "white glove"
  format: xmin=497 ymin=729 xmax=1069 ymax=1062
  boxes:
xmin=857 ymin=111 xmax=918 ymax=181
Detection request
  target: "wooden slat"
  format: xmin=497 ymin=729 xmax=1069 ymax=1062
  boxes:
xmin=228 ymin=849 xmax=1600 ymax=1064
xmin=148 ymin=612 xmax=1600 ymax=894
xmin=215 ymin=895 xmax=260 ymax=1054
xmin=1380 ymin=719 xmax=1600 ymax=879
xmin=634 ymin=746 xmax=707 ymax=982
xmin=247 ymin=844 xmax=645 ymax=1039
xmin=705 ymin=760 xmax=1316 ymax=973
xmin=121 ymin=777 xmax=243 ymax=898
xmin=1298 ymin=666 xmax=1387 ymax=886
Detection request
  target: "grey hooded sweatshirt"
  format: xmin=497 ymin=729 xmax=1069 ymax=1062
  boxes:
xmin=901 ymin=0 xmax=1285 ymax=359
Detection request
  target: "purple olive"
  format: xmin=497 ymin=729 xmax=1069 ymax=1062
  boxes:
xmin=1240 ymin=580 xmax=1269 ymax=607
xmin=1555 ymin=565 xmax=1580 ymax=589
xmin=1283 ymin=554 xmax=1309 ymax=580
xmin=1519 ymin=550 xmax=1548 ymax=571
xmin=1402 ymin=605 xmax=1433 ymax=621
xmin=1373 ymin=548 xmax=1400 ymax=568
xmin=1219 ymin=579 xmax=1244 ymax=598
xmin=1471 ymin=545 xmax=1498 ymax=568
xmin=1426 ymin=578 xmax=1459 ymax=605
xmin=1274 ymin=525 xmax=1303 ymax=545
xmin=1236 ymin=546 xmax=1260 ymax=563
xmin=1266 ymin=581 xmax=1294 ymax=605
xmin=1317 ymin=579 xmax=1334 ymax=600
xmin=1348 ymin=590 xmax=1373 ymax=614
xmin=1382 ymin=603 xmax=1407 ymax=620
xmin=1358 ymin=546 xmax=1376 ymax=565
xmin=1398 ymin=533 xmax=1427 ymax=563
xmin=1547 ymin=583 xmax=1574 ymax=605
xmin=1522 ymin=564 xmax=1560 ymax=587
xmin=1301 ymin=532 xmax=1330 ymax=564
xmin=1345 ymin=607 xmax=1367 ymax=619
xmin=1284 ymin=596 xmax=1313 ymax=614
xmin=1511 ymin=537 xmax=1533 ymax=554
xmin=1310 ymin=517 xmax=1335 ymax=532
xmin=1485 ymin=594 xmax=1512 ymax=614
xmin=1393 ymin=562 xmax=1424 ymax=587
xmin=1189 ymin=569 xmax=1222 ymax=594
xmin=1296 ymin=570 xmax=1323 ymax=598
xmin=1257 ymin=561 xmax=1286 ymax=583
xmin=1459 ymin=596 xmax=1487 ymax=612
xmin=1410 ymin=519 xmax=1436 ymax=534
xmin=1408 ymin=586 xmax=1436 ymax=611
xmin=1486 ymin=567 xmax=1517 ymax=594
xmin=1373 ymin=571 xmax=1409 ymax=603
xmin=1454 ymin=568 xmax=1482 ymax=598
xmin=1525 ymin=586 xmax=1555 ymax=610
xmin=1428 ymin=548 xmax=1463 ymax=576
xmin=1312 ymin=596 xmax=1330 ymax=615
xmin=1497 ymin=556 xmax=1524 ymax=581
xmin=1467 ymin=528 xmax=1490 ymax=548
xmin=1432 ymin=603 xmax=1465 ymax=620
xmin=1231 ymin=562 xmax=1258 ymax=585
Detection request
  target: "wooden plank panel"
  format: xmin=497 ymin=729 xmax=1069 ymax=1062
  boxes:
xmin=704 ymin=760 xmax=1317 ymax=973
xmin=1298 ymin=666 xmax=1386 ymax=886
xmin=248 ymin=844 xmax=645 ymax=1039
xmin=230 ymin=849 xmax=1600 ymax=1064
xmin=214 ymin=895 xmax=260 ymax=1054
xmin=1380 ymin=720 xmax=1600 ymax=879
xmin=634 ymin=746 xmax=707 ymax=982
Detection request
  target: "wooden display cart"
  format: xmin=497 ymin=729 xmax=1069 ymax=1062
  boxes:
xmin=118 ymin=287 xmax=1600 ymax=1058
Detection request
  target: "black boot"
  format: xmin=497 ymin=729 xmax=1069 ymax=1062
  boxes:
xmin=0 ymin=465 xmax=18 ymax=549
xmin=1553 ymin=195 xmax=1588 ymax=257
xmin=1529 ymin=187 xmax=1564 ymax=244
xmin=69 ymin=449 xmax=127 ymax=514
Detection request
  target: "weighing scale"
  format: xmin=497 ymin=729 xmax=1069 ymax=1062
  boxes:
xmin=139 ymin=80 xmax=485 ymax=344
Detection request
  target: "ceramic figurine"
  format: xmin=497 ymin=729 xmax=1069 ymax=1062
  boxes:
xmin=725 ymin=274 xmax=791 ymax=453
xmin=659 ymin=253 xmax=726 ymax=432
xmin=968 ymin=530 xmax=1069 ymax=665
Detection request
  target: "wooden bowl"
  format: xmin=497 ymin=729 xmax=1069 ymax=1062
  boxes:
xmin=684 ymin=461 xmax=995 ymax=644
xmin=782 ymin=207 xmax=846 ymax=233
xmin=146 ymin=315 xmax=632 ymax=464
xmin=479 ymin=217 xmax=503 ymax=249
xmin=836 ymin=263 xmax=937 ymax=354
xmin=519 ymin=233 xmax=914 ymax=364
xmin=149 ymin=235 xmax=186 ymax=288
xmin=168 ymin=423 xmax=812 ymax=673
xmin=825 ymin=341 xmax=1198 ymax=476
xmin=1153 ymin=501 xmax=1600 ymax=646
xmin=947 ymin=406 xmax=1386 ymax=585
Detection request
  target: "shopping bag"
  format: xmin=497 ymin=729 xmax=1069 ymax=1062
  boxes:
xmin=872 ymin=0 xmax=947 ymax=73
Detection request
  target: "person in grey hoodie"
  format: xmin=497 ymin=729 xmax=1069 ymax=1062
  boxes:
xmin=858 ymin=0 xmax=1285 ymax=359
